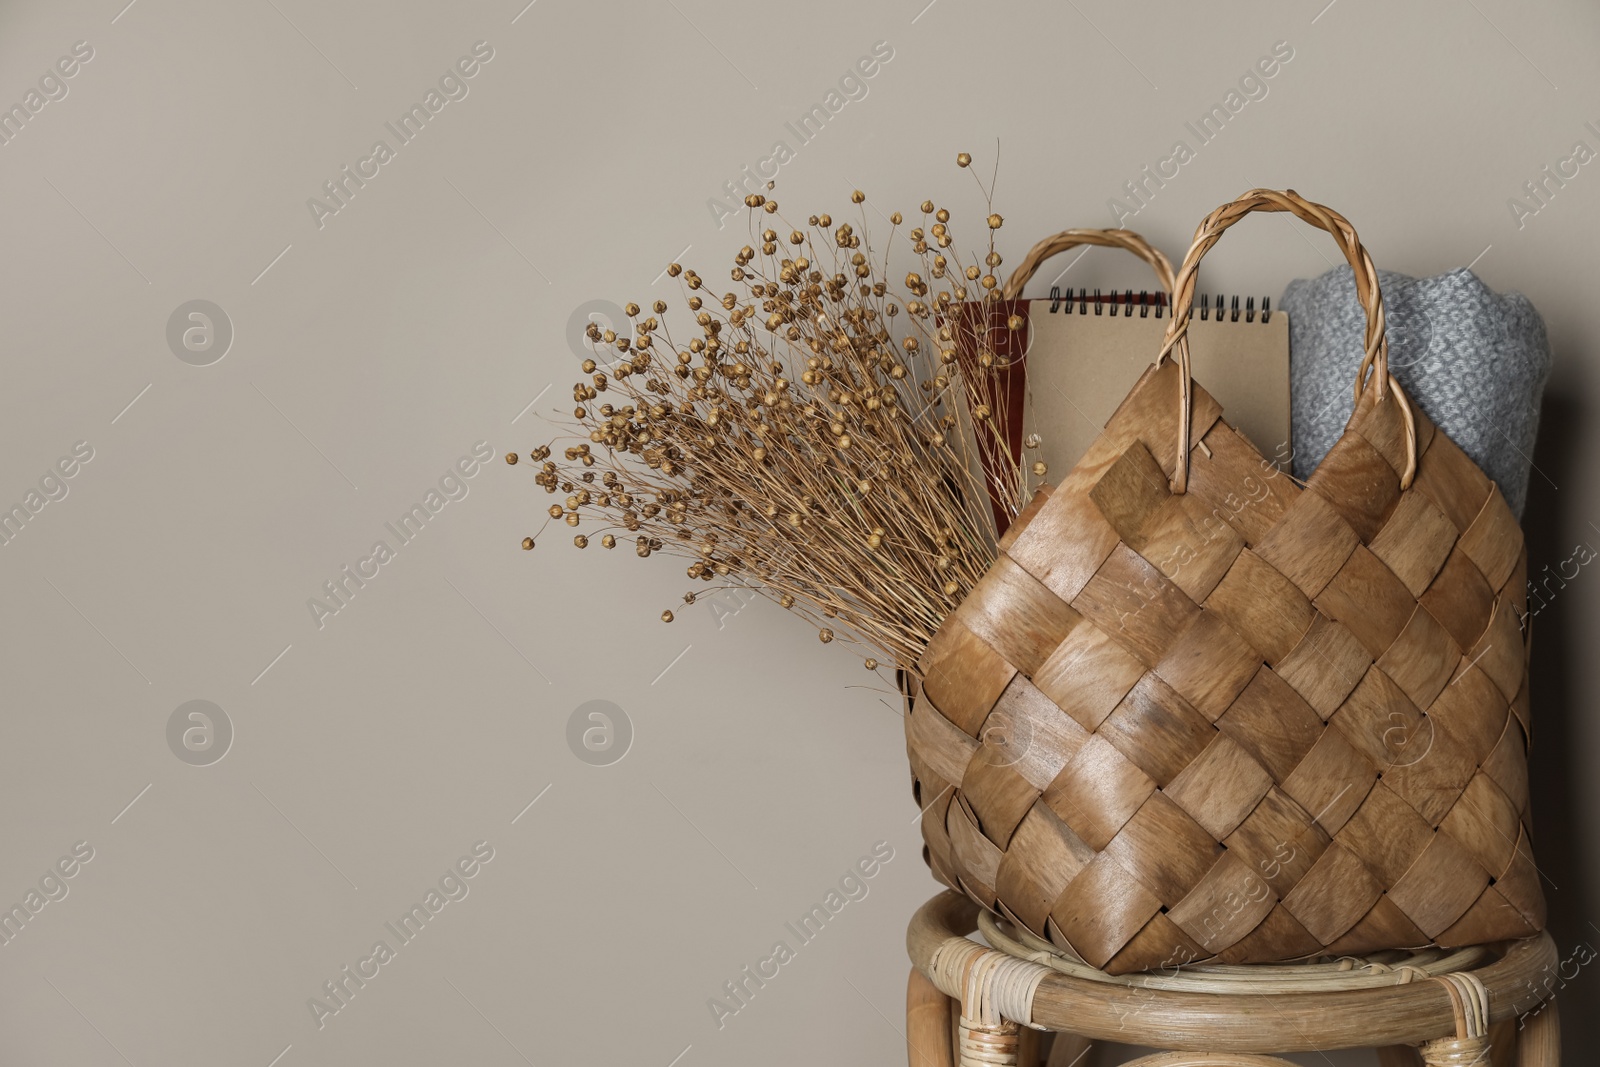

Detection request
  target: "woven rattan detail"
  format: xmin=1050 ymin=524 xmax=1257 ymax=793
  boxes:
xmin=908 ymin=358 xmax=1542 ymax=974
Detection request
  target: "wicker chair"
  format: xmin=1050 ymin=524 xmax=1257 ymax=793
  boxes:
xmin=906 ymin=890 xmax=1560 ymax=1066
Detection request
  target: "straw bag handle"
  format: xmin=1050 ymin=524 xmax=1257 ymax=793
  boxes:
xmin=1154 ymin=189 xmax=1417 ymax=494
xmin=1003 ymin=228 xmax=1176 ymax=300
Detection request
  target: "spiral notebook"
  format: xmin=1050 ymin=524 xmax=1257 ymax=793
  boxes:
xmin=1022 ymin=289 xmax=1291 ymax=485
xmin=953 ymin=288 xmax=1290 ymax=536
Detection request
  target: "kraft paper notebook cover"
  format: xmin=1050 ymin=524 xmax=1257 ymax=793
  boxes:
xmin=1022 ymin=290 xmax=1290 ymax=483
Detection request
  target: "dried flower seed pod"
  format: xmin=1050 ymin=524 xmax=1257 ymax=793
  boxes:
xmin=519 ymin=168 xmax=1033 ymax=667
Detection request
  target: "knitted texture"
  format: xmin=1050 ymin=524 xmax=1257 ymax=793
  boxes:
xmin=1282 ymin=267 xmax=1551 ymax=517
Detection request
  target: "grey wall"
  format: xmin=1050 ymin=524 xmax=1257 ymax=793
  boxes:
xmin=0 ymin=1 xmax=1595 ymax=1064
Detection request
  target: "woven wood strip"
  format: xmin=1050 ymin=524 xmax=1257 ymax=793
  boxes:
xmin=908 ymin=347 xmax=1542 ymax=976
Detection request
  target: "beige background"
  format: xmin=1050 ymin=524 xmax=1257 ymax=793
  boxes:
xmin=0 ymin=1 xmax=1596 ymax=1064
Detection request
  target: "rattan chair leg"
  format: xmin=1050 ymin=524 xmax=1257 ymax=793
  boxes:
xmin=1516 ymin=1000 xmax=1559 ymax=1067
xmin=1488 ymin=1017 xmax=1518 ymax=1066
xmin=1044 ymin=1033 xmax=1092 ymax=1067
xmin=909 ymin=966 xmax=957 ymax=1067
xmin=958 ymin=1015 xmax=1020 ymax=1067
xmin=1016 ymin=1025 xmax=1042 ymax=1066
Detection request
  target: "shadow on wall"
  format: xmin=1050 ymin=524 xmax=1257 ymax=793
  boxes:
xmin=1522 ymin=388 xmax=1599 ymax=1062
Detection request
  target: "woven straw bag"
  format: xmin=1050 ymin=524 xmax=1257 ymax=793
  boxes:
xmin=906 ymin=190 xmax=1543 ymax=974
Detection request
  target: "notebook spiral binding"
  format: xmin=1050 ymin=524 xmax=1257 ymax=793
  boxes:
xmin=1046 ymin=287 xmax=1272 ymax=323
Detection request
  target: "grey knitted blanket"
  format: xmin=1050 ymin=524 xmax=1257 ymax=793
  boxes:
xmin=1281 ymin=266 xmax=1551 ymax=517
